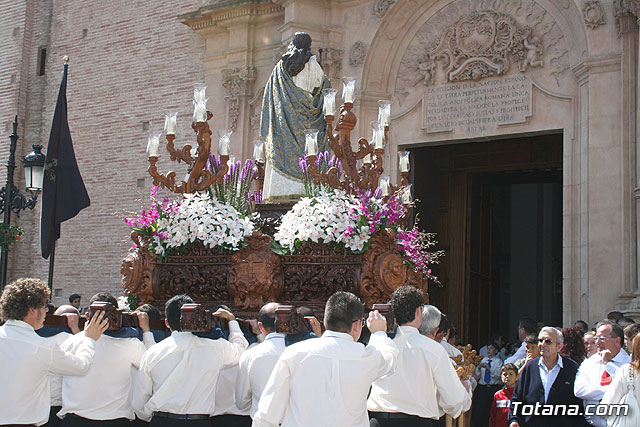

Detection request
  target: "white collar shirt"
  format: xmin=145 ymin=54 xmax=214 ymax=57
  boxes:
xmin=476 ymin=355 xmax=503 ymax=386
xmin=440 ymin=338 xmax=462 ymax=358
xmin=235 ymin=332 xmax=286 ymax=418
xmin=48 ymin=332 xmax=75 ymax=407
xmin=367 ymin=326 xmax=471 ymax=420
xmin=538 ymin=355 xmax=563 ymax=403
xmin=252 ymin=330 xmax=398 ymax=427
xmin=132 ymin=321 xmax=248 ymax=421
xmin=213 ymin=364 xmax=249 ymax=416
xmin=574 ymin=349 xmax=631 ymax=427
xmin=505 ymin=341 xmax=527 ymax=364
xmin=0 ymin=320 xmax=97 ymax=426
xmin=58 ymin=333 xmax=147 ymax=420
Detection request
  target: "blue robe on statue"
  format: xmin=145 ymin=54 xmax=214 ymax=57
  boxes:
xmin=260 ymin=60 xmax=330 ymax=182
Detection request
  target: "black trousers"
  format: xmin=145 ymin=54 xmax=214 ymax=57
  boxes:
xmin=470 ymin=384 xmax=501 ymax=427
xmin=210 ymin=415 xmax=251 ymax=427
xmin=149 ymin=417 xmax=210 ymax=427
xmin=60 ymin=415 xmax=130 ymax=426
xmin=369 ymin=411 xmax=440 ymax=427
xmin=42 ymin=407 xmax=62 ymax=427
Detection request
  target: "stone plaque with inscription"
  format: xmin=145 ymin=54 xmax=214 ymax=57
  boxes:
xmin=423 ymin=75 xmax=532 ymax=135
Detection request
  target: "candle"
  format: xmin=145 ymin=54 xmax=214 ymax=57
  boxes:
xmin=363 ymin=153 xmax=372 ymax=164
xmin=402 ymin=184 xmax=412 ymax=204
xmin=323 ymin=88 xmax=338 ymax=116
xmin=253 ymin=140 xmax=265 ymax=163
xmin=193 ymin=84 xmax=207 ymax=104
xmin=194 ymin=100 xmax=207 ymax=123
xmin=378 ymin=100 xmax=391 ymax=126
xmin=398 ymin=151 xmax=410 ymax=172
xmin=304 ymin=129 xmax=319 ymax=156
xmin=374 ymin=124 xmax=385 ymax=149
xmin=342 ymin=77 xmax=355 ymax=103
xmin=164 ymin=112 xmax=178 ymax=135
xmin=218 ymin=131 xmax=232 ymax=155
xmin=379 ymin=176 xmax=390 ymax=196
xmin=146 ymin=133 xmax=161 ymax=157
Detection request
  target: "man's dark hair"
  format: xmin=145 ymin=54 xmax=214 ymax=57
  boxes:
xmin=501 ymin=363 xmax=518 ymax=375
xmin=575 ymin=320 xmax=589 ymax=330
xmin=487 ymin=342 xmax=499 ymax=351
xmin=390 ymin=286 xmax=424 ymax=325
xmin=596 ymin=319 xmax=624 ymax=346
xmin=137 ymin=304 xmax=163 ymax=320
xmin=524 ymin=334 xmax=538 ymax=344
xmin=324 ymin=291 xmax=363 ymax=333
xmin=89 ymin=292 xmax=118 ymax=308
xmin=69 ymin=293 xmax=81 ymax=303
xmin=281 ymin=32 xmax=312 ymax=78
xmin=0 ymin=278 xmax=50 ymax=321
xmin=619 ymin=317 xmax=636 ymax=325
xmin=259 ymin=303 xmax=278 ymax=333
xmin=437 ymin=313 xmax=450 ymax=336
xmin=624 ymin=324 xmax=640 ymax=341
xmin=165 ymin=295 xmax=194 ymax=331
xmin=607 ymin=311 xmax=623 ymax=322
xmin=519 ymin=317 xmax=538 ymax=335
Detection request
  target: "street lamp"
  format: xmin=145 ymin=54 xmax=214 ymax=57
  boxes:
xmin=0 ymin=115 xmax=45 ymax=289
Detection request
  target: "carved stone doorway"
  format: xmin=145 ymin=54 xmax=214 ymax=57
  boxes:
xmin=413 ymin=133 xmax=562 ymax=347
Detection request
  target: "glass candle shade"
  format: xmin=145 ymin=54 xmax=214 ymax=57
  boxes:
xmin=398 ymin=151 xmax=410 ymax=173
xmin=303 ymin=129 xmax=319 ymax=156
xmin=228 ymin=155 xmax=236 ymax=165
xmin=323 ymin=88 xmax=338 ymax=116
xmin=378 ymin=100 xmax=391 ymax=127
xmin=146 ymin=133 xmax=162 ymax=157
xmin=379 ymin=176 xmax=390 ymax=197
xmin=342 ymin=77 xmax=356 ymax=103
xmin=164 ymin=112 xmax=178 ymax=135
xmin=218 ymin=131 xmax=232 ymax=155
xmin=253 ymin=140 xmax=265 ymax=163
xmin=402 ymin=184 xmax=413 ymax=204
xmin=193 ymin=99 xmax=208 ymax=123
xmin=193 ymin=84 xmax=207 ymax=104
xmin=374 ymin=124 xmax=386 ymax=149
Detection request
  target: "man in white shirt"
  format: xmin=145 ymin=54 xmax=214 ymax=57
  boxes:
xmin=505 ymin=317 xmax=538 ymax=364
xmin=0 ymin=278 xmax=108 ymax=426
xmin=575 ymin=320 xmax=631 ymax=427
xmin=235 ymin=302 xmax=285 ymax=419
xmin=368 ymin=288 xmax=471 ymax=426
xmin=57 ymin=292 xmax=147 ymax=426
xmin=132 ymin=294 xmax=249 ymax=426
xmin=252 ymin=291 xmax=398 ymax=427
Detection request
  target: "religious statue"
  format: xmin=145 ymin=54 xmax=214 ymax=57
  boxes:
xmin=260 ymin=32 xmax=331 ymax=201
xmin=520 ymin=34 xmax=544 ymax=72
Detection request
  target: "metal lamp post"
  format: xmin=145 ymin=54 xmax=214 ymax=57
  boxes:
xmin=0 ymin=115 xmax=45 ymax=289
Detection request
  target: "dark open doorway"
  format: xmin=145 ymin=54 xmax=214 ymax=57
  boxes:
xmin=412 ymin=134 xmax=563 ymax=348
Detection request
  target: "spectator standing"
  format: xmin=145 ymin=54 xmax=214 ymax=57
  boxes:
xmin=583 ymin=331 xmax=597 ymax=358
xmin=472 ymin=343 xmax=503 ymax=427
xmin=600 ymin=334 xmax=640 ymax=426
xmin=574 ymin=320 xmax=589 ymax=334
xmin=505 ymin=318 xmax=538 ymax=364
xmin=489 ymin=363 xmax=518 ymax=427
xmin=559 ymin=327 xmax=587 ymax=364
xmin=68 ymin=294 xmax=82 ymax=312
xmin=514 ymin=335 xmax=540 ymax=373
xmin=624 ymin=323 xmax=640 ymax=350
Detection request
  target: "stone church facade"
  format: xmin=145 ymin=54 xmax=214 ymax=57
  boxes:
xmin=2 ymin=0 xmax=640 ymax=340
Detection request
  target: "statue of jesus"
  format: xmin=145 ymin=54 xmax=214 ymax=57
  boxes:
xmin=260 ymin=32 xmax=331 ymax=201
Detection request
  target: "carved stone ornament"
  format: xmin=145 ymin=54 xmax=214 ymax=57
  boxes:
xmin=583 ymin=1 xmax=606 ymax=29
xmin=419 ymin=10 xmax=543 ymax=84
xmin=228 ymin=232 xmax=282 ymax=309
xmin=373 ymin=0 xmax=397 ymax=18
xmin=317 ymin=47 xmax=344 ymax=79
xmin=349 ymin=41 xmax=368 ymax=68
xmin=615 ymin=0 xmax=640 ymax=36
xmin=359 ymin=229 xmax=426 ymax=306
xmin=222 ymin=66 xmax=256 ymax=132
xmin=121 ymin=232 xmax=157 ymax=304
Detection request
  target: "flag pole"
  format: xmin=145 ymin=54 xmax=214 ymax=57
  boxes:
xmin=47 ymin=241 xmax=55 ymax=291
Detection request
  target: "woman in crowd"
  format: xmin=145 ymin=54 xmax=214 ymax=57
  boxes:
xmin=601 ymin=334 xmax=640 ymax=425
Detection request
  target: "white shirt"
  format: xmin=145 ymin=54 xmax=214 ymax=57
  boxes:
xmin=213 ymin=364 xmax=250 ymax=416
xmin=505 ymin=341 xmax=526 ymax=364
xmin=235 ymin=332 xmax=286 ymax=418
xmin=601 ymin=364 xmax=640 ymax=425
xmin=574 ymin=349 xmax=631 ymax=427
xmin=440 ymin=338 xmax=462 ymax=358
xmin=48 ymin=332 xmax=75 ymax=407
xmin=538 ymin=355 xmax=563 ymax=403
xmin=476 ymin=356 xmax=503 ymax=385
xmin=58 ymin=333 xmax=146 ymax=420
xmin=367 ymin=326 xmax=471 ymax=419
xmin=132 ymin=321 xmax=248 ymax=421
xmin=252 ymin=330 xmax=398 ymax=427
xmin=0 ymin=320 xmax=97 ymax=426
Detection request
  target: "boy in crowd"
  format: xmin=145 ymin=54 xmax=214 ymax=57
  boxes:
xmin=490 ymin=363 xmax=518 ymax=427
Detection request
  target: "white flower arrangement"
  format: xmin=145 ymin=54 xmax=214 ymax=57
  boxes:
xmin=273 ymin=189 xmax=371 ymax=254
xmin=152 ymin=191 xmax=255 ymax=257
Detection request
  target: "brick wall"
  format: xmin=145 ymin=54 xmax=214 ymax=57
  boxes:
xmin=1 ymin=0 xmax=205 ymax=306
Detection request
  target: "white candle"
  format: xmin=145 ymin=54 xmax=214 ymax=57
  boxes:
xmin=164 ymin=112 xmax=177 ymax=135
xmin=402 ymin=184 xmax=412 ymax=204
xmin=253 ymin=140 xmax=265 ymax=163
xmin=378 ymin=100 xmax=391 ymax=126
xmin=218 ymin=131 xmax=232 ymax=155
xmin=379 ymin=176 xmax=390 ymax=196
xmin=194 ymin=100 xmax=207 ymax=123
xmin=228 ymin=155 xmax=236 ymax=165
xmin=193 ymin=85 xmax=206 ymax=104
xmin=323 ymin=88 xmax=338 ymax=116
xmin=398 ymin=151 xmax=410 ymax=172
xmin=146 ymin=133 xmax=161 ymax=157
xmin=374 ymin=124 xmax=385 ymax=149
xmin=342 ymin=77 xmax=355 ymax=103
xmin=304 ymin=129 xmax=319 ymax=156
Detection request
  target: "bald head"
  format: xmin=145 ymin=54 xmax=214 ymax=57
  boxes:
xmin=259 ymin=302 xmax=279 ymax=334
xmin=54 ymin=305 xmax=79 ymax=316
